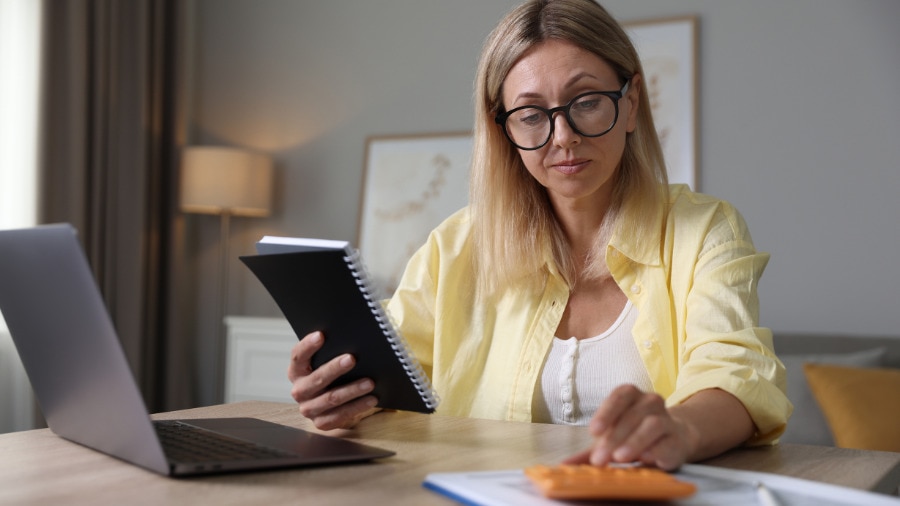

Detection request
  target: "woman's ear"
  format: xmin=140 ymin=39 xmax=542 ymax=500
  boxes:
xmin=625 ymin=73 xmax=642 ymax=133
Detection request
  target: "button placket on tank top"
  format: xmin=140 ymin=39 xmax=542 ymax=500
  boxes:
xmin=558 ymin=337 xmax=578 ymax=424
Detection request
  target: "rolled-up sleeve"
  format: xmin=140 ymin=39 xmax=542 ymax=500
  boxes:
xmin=671 ymin=200 xmax=791 ymax=445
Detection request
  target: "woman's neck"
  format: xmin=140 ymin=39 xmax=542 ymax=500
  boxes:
xmin=551 ymin=194 xmax=611 ymax=259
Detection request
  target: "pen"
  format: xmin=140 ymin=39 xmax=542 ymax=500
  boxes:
xmin=755 ymin=481 xmax=781 ymax=506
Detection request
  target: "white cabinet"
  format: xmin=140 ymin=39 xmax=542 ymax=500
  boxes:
xmin=224 ymin=316 xmax=296 ymax=403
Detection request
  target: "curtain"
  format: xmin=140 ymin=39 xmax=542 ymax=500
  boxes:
xmin=38 ymin=0 xmax=186 ymax=411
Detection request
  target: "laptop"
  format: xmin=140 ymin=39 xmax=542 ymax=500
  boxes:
xmin=0 ymin=223 xmax=394 ymax=476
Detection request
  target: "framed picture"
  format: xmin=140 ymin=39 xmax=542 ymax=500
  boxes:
xmin=625 ymin=16 xmax=699 ymax=189
xmin=358 ymin=132 xmax=472 ymax=295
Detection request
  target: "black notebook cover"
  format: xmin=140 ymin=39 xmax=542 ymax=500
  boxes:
xmin=240 ymin=238 xmax=438 ymax=414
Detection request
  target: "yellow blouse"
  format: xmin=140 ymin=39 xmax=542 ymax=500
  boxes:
xmin=387 ymin=184 xmax=791 ymax=445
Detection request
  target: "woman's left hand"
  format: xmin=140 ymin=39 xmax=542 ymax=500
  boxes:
xmin=564 ymin=385 xmax=754 ymax=471
xmin=563 ymin=384 xmax=697 ymax=471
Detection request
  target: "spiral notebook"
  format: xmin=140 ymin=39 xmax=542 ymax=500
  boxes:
xmin=240 ymin=236 xmax=439 ymax=414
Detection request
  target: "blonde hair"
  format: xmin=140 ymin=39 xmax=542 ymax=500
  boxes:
xmin=470 ymin=0 xmax=668 ymax=292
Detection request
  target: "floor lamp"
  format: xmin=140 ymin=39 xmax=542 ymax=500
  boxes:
xmin=180 ymin=146 xmax=274 ymax=403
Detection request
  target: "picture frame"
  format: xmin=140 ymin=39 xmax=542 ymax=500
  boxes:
xmin=625 ymin=16 xmax=699 ymax=189
xmin=358 ymin=132 xmax=472 ymax=296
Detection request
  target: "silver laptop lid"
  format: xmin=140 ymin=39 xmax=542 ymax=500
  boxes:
xmin=0 ymin=224 xmax=169 ymax=474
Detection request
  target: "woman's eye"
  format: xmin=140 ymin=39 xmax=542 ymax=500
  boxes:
xmin=573 ymin=98 xmax=601 ymax=112
xmin=514 ymin=109 xmax=544 ymax=127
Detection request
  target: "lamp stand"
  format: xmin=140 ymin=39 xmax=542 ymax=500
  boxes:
xmin=215 ymin=211 xmax=232 ymax=403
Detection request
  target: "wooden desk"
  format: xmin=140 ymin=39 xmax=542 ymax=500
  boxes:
xmin=2 ymin=401 xmax=899 ymax=505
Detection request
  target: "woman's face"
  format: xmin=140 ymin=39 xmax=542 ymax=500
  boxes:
xmin=500 ymin=39 xmax=640 ymax=211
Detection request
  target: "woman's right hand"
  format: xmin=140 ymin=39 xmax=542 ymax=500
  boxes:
xmin=287 ymin=331 xmax=381 ymax=430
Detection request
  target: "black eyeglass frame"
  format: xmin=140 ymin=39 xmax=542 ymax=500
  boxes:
xmin=494 ymin=80 xmax=631 ymax=151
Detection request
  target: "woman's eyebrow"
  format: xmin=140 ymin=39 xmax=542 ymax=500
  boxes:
xmin=510 ymin=71 xmax=609 ymax=105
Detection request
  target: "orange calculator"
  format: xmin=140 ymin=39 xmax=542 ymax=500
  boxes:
xmin=524 ymin=464 xmax=697 ymax=501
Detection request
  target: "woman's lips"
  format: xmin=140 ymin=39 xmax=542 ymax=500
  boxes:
xmin=552 ymin=159 xmax=590 ymax=175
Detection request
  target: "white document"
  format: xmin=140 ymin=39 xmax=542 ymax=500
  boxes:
xmin=423 ymin=464 xmax=900 ymax=506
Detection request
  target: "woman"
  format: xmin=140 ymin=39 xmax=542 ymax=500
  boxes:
xmin=288 ymin=0 xmax=791 ymax=470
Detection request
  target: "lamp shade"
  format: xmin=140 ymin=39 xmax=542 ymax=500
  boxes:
xmin=180 ymin=146 xmax=273 ymax=217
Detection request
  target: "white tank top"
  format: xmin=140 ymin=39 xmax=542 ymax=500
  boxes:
xmin=532 ymin=301 xmax=653 ymax=425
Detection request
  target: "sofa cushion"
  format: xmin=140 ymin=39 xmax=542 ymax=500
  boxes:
xmin=804 ymin=362 xmax=900 ymax=452
xmin=778 ymin=348 xmax=885 ymax=446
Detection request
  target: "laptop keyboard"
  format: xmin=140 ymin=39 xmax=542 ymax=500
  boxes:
xmin=155 ymin=420 xmax=296 ymax=463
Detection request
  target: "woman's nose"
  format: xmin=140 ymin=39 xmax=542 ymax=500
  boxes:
xmin=550 ymin=112 xmax=581 ymax=148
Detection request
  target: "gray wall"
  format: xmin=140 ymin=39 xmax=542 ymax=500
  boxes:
xmin=184 ymin=0 xmax=900 ymax=404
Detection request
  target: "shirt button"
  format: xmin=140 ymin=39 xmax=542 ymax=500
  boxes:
xmin=630 ymin=284 xmax=641 ymax=294
xmin=642 ymin=340 xmax=652 ymax=349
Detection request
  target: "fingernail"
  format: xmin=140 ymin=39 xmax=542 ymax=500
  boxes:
xmin=310 ymin=332 xmax=323 ymax=344
xmin=340 ymin=354 xmax=354 ymax=368
xmin=359 ymin=379 xmax=374 ymax=392
xmin=365 ymin=397 xmax=378 ymax=408
xmin=590 ymin=449 xmax=609 ymax=466
xmin=613 ymin=446 xmax=632 ymax=461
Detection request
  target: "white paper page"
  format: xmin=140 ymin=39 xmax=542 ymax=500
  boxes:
xmin=424 ymin=465 xmax=900 ymax=506
xmin=258 ymin=235 xmax=349 ymax=250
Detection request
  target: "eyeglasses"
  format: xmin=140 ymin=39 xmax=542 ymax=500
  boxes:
xmin=495 ymin=81 xmax=630 ymax=151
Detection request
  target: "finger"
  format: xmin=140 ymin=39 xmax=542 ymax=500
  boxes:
xmin=309 ymin=394 xmax=380 ymax=431
xmin=589 ymin=389 xmax=666 ymax=466
xmin=608 ymin=410 xmax=670 ymax=464
xmin=642 ymin=434 xmax=687 ymax=471
xmin=290 ymin=353 xmax=357 ymax=403
xmin=287 ymin=331 xmax=324 ymax=382
xmin=298 ymin=376 xmax=376 ymax=419
xmin=589 ymin=384 xmax=643 ymax=435
xmin=561 ymin=449 xmax=592 ymax=465
xmin=609 ymin=391 xmax=666 ymax=440
xmin=587 ymin=384 xmax=644 ymax=464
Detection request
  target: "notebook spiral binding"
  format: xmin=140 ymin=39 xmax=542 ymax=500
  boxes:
xmin=344 ymin=250 xmax=440 ymax=411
